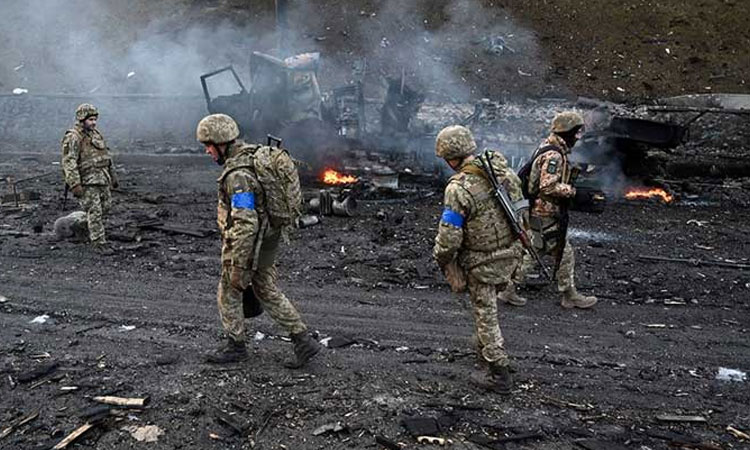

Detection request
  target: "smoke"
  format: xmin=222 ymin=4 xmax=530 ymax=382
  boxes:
xmin=0 ymin=0 xmax=548 ymax=146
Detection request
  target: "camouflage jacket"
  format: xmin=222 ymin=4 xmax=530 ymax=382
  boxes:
xmin=529 ymin=134 xmax=575 ymax=218
xmin=217 ymin=140 xmax=268 ymax=269
xmin=61 ymin=124 xmax=116 ymax=188
xmin=433 ymin=151 xmax=524 ymax=285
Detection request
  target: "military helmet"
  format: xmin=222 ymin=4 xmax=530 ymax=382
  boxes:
xmin=75 ymin=103 xmax=99 ymax=121
xmin=435 ymin=125 xmax=477 ymax=160
xmin=550 ymin=111 xmax=584 ymax=134
xmin=196 ymin=114 xmax=240 ymax=144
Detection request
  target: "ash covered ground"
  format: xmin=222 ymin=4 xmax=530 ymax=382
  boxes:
xmin=1 ymin=146 xmax=749 ymax=449
xmin=2 ymin=0 xmax=750 ymax=449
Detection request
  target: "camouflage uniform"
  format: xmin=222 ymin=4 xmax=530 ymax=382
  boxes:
xmin=61 ymin=109 xmax=117 ymax=245
xmin=511 ymin=111 xmax=596 ymax=309
xmin=216 ymin=140 xmax=307 ymax=342
xmin=434 ymin=151 xmax=524 ymax=368
xmin=519 ymin=133 xmax=577 ymax=292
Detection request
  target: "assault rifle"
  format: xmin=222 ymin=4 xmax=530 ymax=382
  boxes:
xmin=478 ymin=151 xmax=552 ymax=281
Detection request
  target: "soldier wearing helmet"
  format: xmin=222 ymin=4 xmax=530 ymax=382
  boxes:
xmin=499 ymin=111 xmax=597 ymax=309
xmin=196 ymin=114 xmax=320 ymax=367
xmin=433 ymin=125 xmax=525 ymax=395
xmin=60 ymin=103 xmax=118 ymax=251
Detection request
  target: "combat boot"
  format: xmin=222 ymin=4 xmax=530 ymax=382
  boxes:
xmin=92 ymin=241 xmax=115 ymax=256
xmin=470 ymin=363 xmax=513 ymax=395
xmin=286 ymin=332 xmax=321 ymax=369
xmin=204 ymin=338 xmax=248 ymax=364
xmin=497 ymin=283 xmax=527 ymax=307
xmin=561 ymin=287 xmax=597 ymax=309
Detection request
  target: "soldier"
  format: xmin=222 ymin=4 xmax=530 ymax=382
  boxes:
xmin=500 ymin=111 xmax=597 ymax=309
xmin=433 ymin=125 xmax=524 ymax=395
xmin=196 ymin=113 xmax=320 ymax=367
xmin=61 ymin=103 xmax=118 ymax=250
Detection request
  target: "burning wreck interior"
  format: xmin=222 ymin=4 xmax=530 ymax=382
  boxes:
xmin=1 ymin=1 xmax=750 ymax=449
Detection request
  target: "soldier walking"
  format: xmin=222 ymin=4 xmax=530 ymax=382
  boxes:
xmin=433 ymin=125 xmax=524 ymax=395
xmin=196 ymin=113 xmax=321 ymax=367
xmin=61 ymin=103 xmax=118 ymax=251
xmin=500 ymin=111 xmax=597 ymax=309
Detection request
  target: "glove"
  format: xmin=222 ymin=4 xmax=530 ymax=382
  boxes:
xmin=229 ymin=266 xmax=249 ymax=291
xmin=71 ymin=185 xmax=83 ymax=198
xmin=443 ymin=260 xmax=467 ymax=293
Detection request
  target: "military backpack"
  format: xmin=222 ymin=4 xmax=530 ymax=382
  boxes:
xmin=252 ymin=145 xmax=303 ymax=228
xmin=517 ymin=144 xmax=561 ymax=203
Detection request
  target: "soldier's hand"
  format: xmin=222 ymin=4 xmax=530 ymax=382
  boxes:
xmin=71 ymin=185 xmax=83 ymax=198
xmin=111 ymin=177 xmax=120 ymax=189
xmin=443 ymin=260 xmax=467 ymax=293
xmin=230 ymin=266 xmax=248 ymax=291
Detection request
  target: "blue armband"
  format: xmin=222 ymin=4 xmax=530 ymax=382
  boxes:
xmin=440 ymin=208 xmax=464 ymax=228
xmin=231 ymin=192 xmax=255 ymax=210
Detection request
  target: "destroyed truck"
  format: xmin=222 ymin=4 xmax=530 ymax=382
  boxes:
xmin=200 ymin=51 xmax=343 ymax=168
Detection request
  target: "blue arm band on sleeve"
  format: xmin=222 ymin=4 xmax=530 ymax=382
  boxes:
xmin=231 ymin=192 xmax=255 ymax=210
xmin=440 ymin=208 xmax=464 ymax=228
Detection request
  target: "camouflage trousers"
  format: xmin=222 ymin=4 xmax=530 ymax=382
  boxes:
xmin=468 ymin=274 xmax=509 ymax=367
xmin=77 ymin=185 xmax=111 ymax=244
xmin=515 ymin=216 xmax=575 ymax=292
xmin=217 ymin=263 xmax=308 ymax=342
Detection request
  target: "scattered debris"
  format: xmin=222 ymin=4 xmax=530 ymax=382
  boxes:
xmin=123 ymin=424 xmax=164 ymax=442
xmin=656 ymin=414 xmax=707 ymax=423
xmin=716 ymin=367 xmax=746 ymax=382
xmin=54 ymin=211 xmax=89 ymax=241
xmin=638 ymin=254 xmax=750 ymax=270
xmin=375 ymin=435 xmax=402 ymax=450
xmin=320 ymin=335 xmax=356 ymax=349
xmin=417 ymin=436 xmax=446 ymax=445
xmin=297 ymin=214 xmax=321 ymax=228
xmin=137 ymin=219 xmax=212 ymax=238
xmin=52 ymin=422 xmax=95 ymax=449
xmin=17 ymin=361 xmax=59 ymax=383
xmin=93 ymin=396 xmax=150 ymax=408
xmin=29 ymin=314 xmax=50 ymax=324
xmin=727 ymin=426 xmax=750 ymax=441
xmin=214 ymin=409 xmax=247 ymax=435
xmin=312 ymin=422 xmax=346 ymax=436
xmin=0 ymin=410 xmax=39 ymax=439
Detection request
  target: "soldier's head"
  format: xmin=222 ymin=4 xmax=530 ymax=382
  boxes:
xmin=196 ymin=114 xmax=240 ymax=165
xmin=435 ymin=125 xmax=477 ymax=171
xmin=550 ymin=111 xmax=584 ymax=149
xmin=75 ymin=103 xmax=99 ymax=131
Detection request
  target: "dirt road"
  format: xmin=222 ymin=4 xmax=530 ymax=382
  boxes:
xmin=1 ymin=152 xmax=749 ymax=449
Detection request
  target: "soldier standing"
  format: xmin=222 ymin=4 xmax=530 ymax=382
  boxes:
xmin=500 ymin=111 xmax=597 ymax=309
xmin=196 ymin=113 xmax=321 ymax=367
xmin=61 ymin=103 xmax=118 ymax=250
xmin=433 ymin=125 xmax=524 ymax=395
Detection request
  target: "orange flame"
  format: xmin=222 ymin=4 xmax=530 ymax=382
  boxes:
xmin=322 ymin=168 xmax=358 ymax=185
xmin=624 ymin=187 xmax=674 ymax=203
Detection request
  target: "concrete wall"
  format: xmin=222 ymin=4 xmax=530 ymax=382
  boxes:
xmin=0 ymin=94 xmax=207 ymax=151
